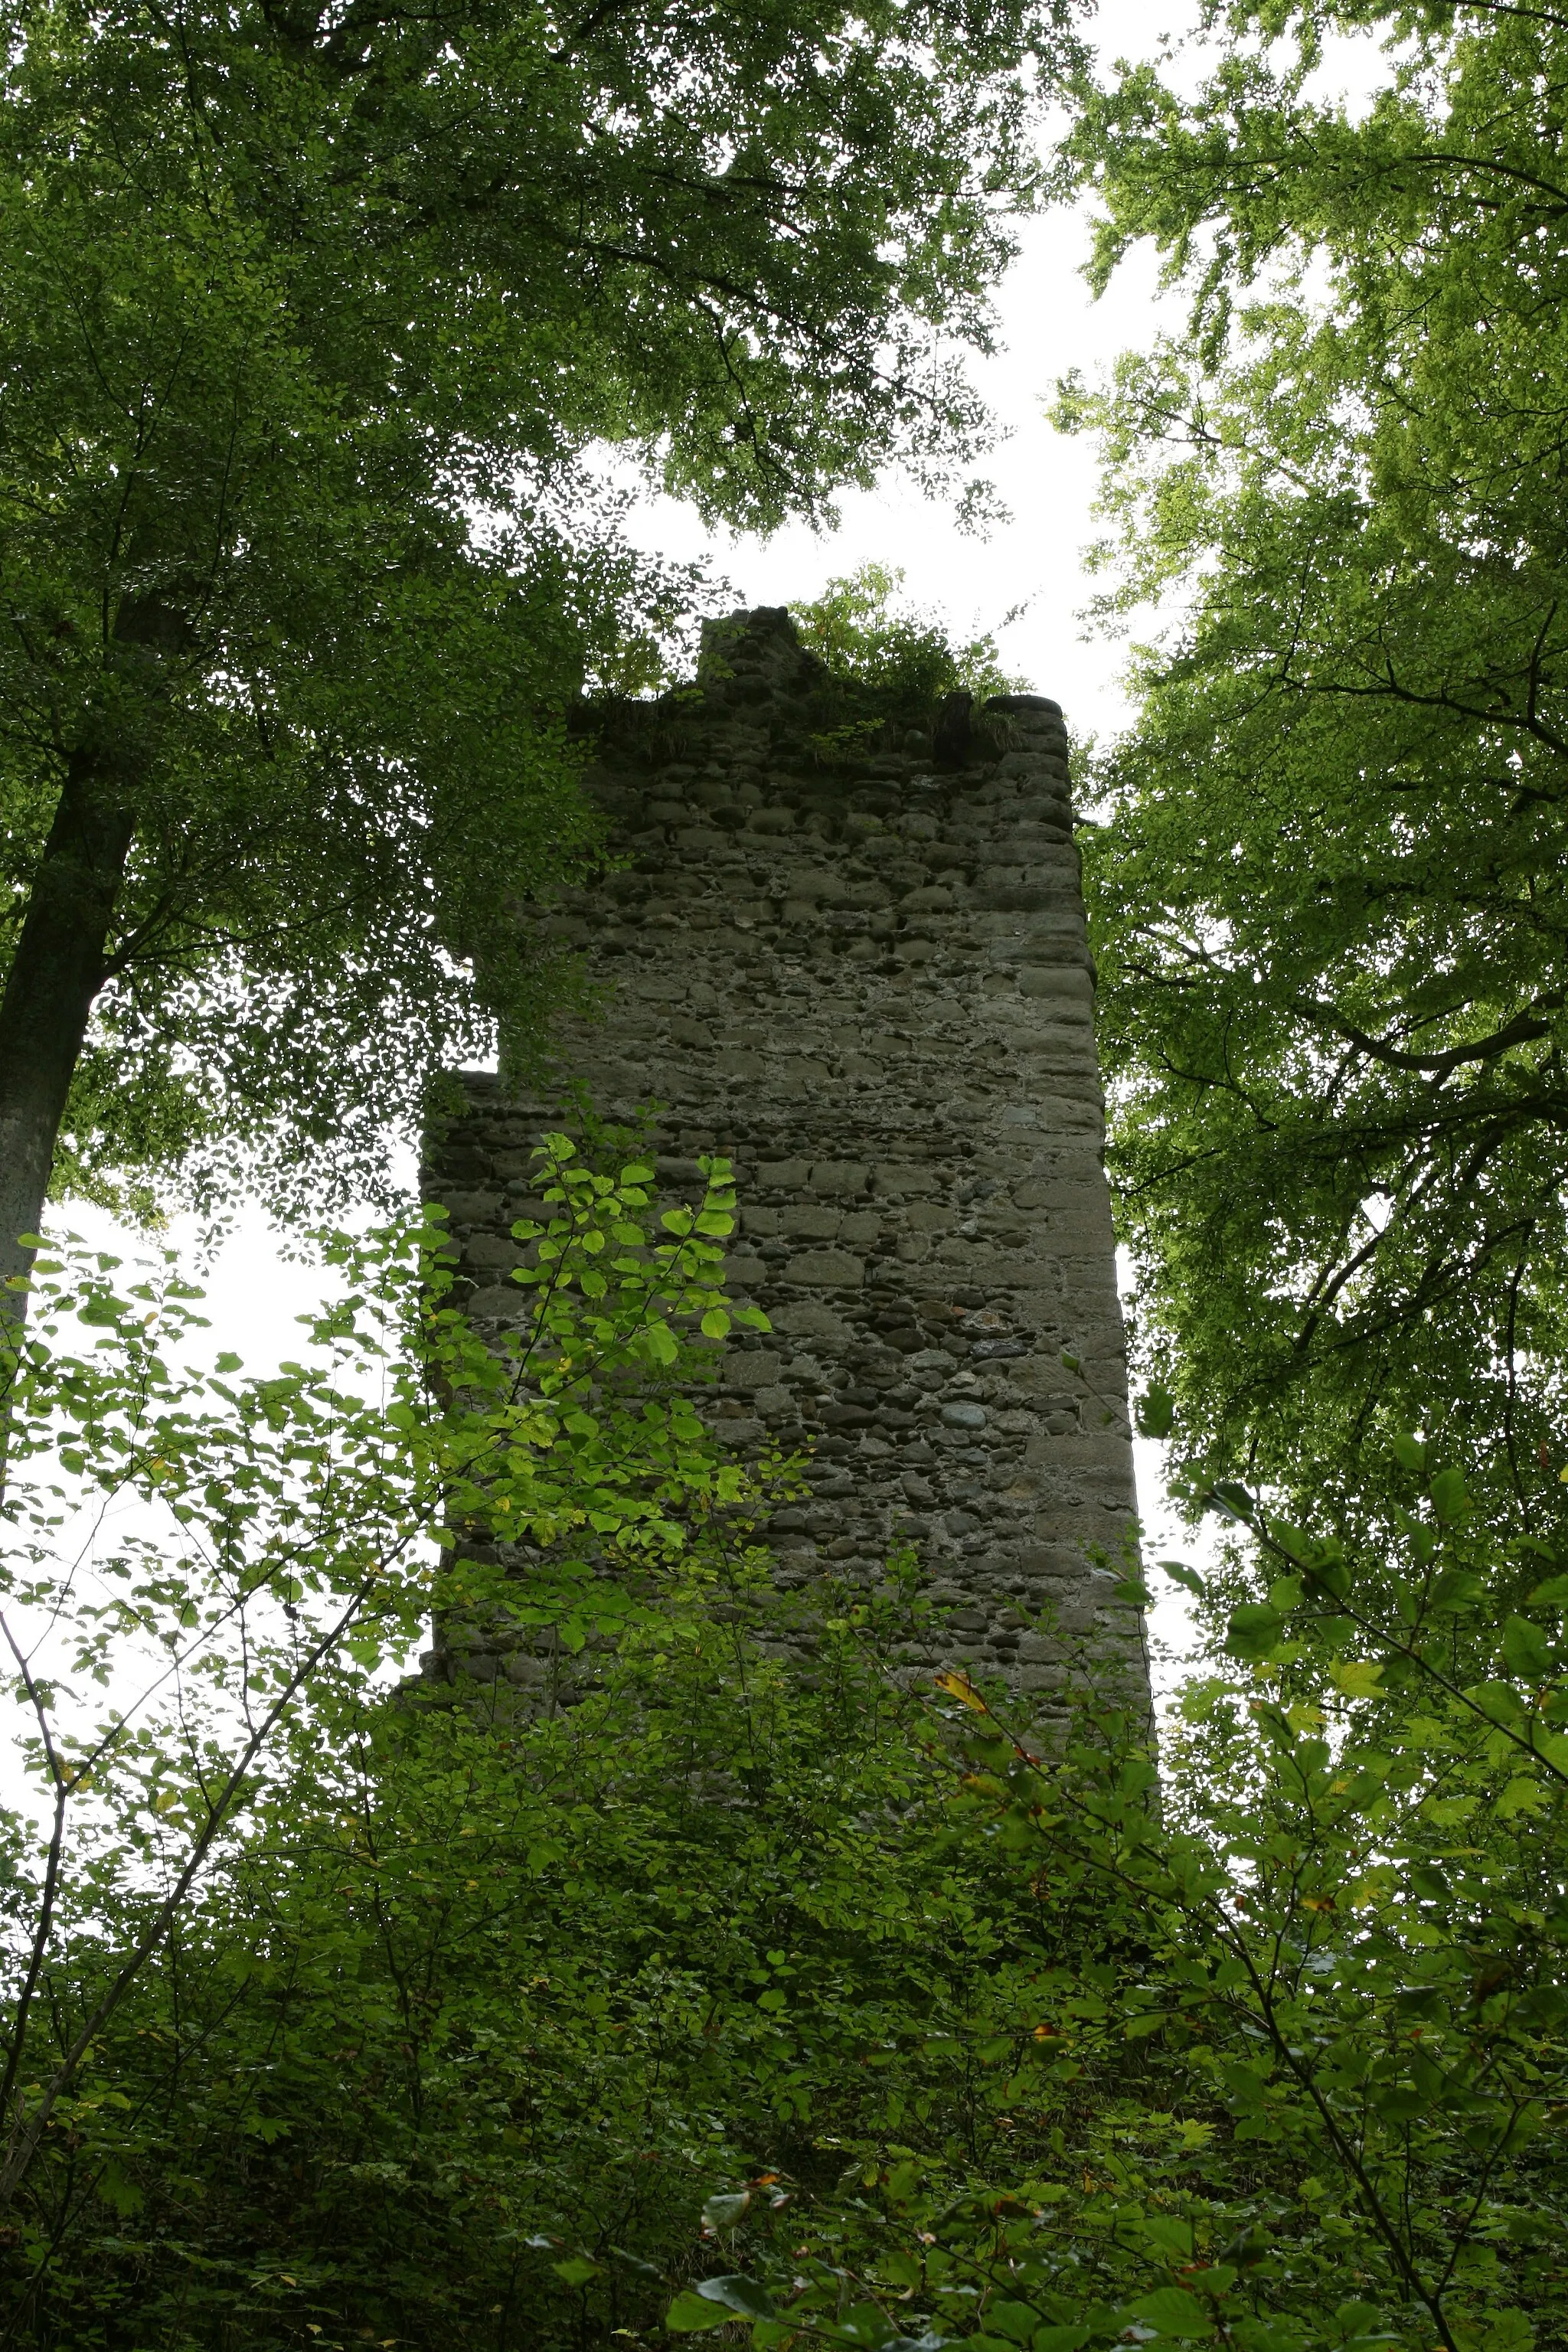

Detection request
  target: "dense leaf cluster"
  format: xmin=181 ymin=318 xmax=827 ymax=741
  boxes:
xmin=1058 ymin=0 xmax=1568 ymax=1529
xmin=675 ymin=1468 xmax=1568 ymax=2352
xmin=793 ymin=568 xmax=1025 ymax=717
xmin=1 ymin=1590 xmax=1049 ymax=2345
xmin=0 ymin=0 xmax=1073 ymax=1233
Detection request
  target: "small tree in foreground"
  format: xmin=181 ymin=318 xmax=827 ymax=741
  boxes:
xmin=0 ymin=1137 xmax=769 ymax=2220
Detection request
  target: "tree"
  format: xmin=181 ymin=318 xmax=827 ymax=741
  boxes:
xmin=0 ymin=0 xmax=1076 ymax=1284
xmin=1047 ymin=0 xmax=1568 ymax=1534
xmin=0 ymin=1550 xmax=1014 ymax=2344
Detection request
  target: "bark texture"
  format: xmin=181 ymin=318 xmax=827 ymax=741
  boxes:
xmin=0 ymin=597 xmax=170 ymax=1308
xmin=0 ymin=756 xmax=136 ymax=1297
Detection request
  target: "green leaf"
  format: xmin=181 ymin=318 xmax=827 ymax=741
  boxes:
xmin=666 ymin=2292 xmax=731 ymax=2332
xmin=1225 ymin=1604 xmax=1285 ymax=1660
xmin=551 ymin=2255 xmax=599 ymax=2286
xmin=1390 ymin=1433 xmax=1425 ymax=1472
xmin=694 ymin=2275 xmax=778 ymax=2321
xmin=1160 ymin=1559 xmax=1206 ymax=1597
xmin=1502 ymin=1614 xmax=1553 ymax=1679
xmin=1469 ymin=1678 xmax=1527 ymax=1723
xmin=1329 ymin=2302 xmax=1391 ymax=2344
xmin=1371 ymin=2084 xmax=1429 ymax=2121
xmin=984 ymin=2305 xmax=1042 ymax=2345
xmin=1429 ymin=1465 xmax=1469 ymax=1522
xmin=701 ymin=2190 xmax=750 ymax=2228
xmin=834 ymin=2306 xmax=902 ymax=2348
xmin=1393 ymin=1985 xmax=1448 ymax=2021
xmin=1482 ymin=2311 xmax=1537 ymax=2352
xmin=1129 ymin=2288 xmax=1215 ymax=2338
xmin=1136 ymin=1384 xmax=1175 ymax=1439
xmin=1527 ymin=1573 xmax=1568 ymax=1610
xmin=95 ymin=2160 xmax=145 ymax=2217
xmin=1302 ymin=1543 xmax=1351 ymax=1600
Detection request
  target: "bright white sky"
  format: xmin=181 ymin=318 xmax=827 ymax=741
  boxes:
xmin=58 ymin=0 xmax=1394 ymax=1687
xmin=615 ymin=202 xmax=1177 ymax=750
xmin=634 ymin=0 xmax=1388 ymax=741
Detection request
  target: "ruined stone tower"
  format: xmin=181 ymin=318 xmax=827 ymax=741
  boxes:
xmin=423 ymin=609 xmax=1148 ymax=1708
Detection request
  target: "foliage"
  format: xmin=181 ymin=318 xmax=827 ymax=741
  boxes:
xmin=669 ymin=1459 xmax=1568 ymax=2352
xmin=3 ymin=1152 xmax=1566 ymax=2352
xmin=789 ymin=564 xmax=1028 ymax=772
xmin=0 ymin=1575 xmax=1056 ymax=2347
xmin=0 ymin=1145 xmax=1112 ymax=2352
xmin=0 ymin=0 xmax=1077 ymax=1234
xmin=0 ymin=1136 xmax=766 ymax=2229
xmin=0 ymin=1206 xmax=1080 ymax=2348
xmin=1050 ymin=0 xmax=1568 ymax=1530
xmin=795 ymin=567 xmax=1024 ymax=715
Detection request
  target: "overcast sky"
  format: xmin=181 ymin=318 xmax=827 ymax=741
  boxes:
xmin=612 ymin=203 xmax=1178 ymax=749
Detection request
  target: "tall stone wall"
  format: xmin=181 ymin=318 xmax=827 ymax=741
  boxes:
xmin=423 ymin=608 xmax=1148 ymax=1709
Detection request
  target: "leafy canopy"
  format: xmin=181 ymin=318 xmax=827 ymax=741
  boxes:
xmin=1 ymin=0 xmax=1075 ymax=1218
xmin=1054 ymin=0 xmax=1568 ymax=1531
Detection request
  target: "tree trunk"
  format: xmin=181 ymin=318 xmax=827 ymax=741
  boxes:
xmin=0 ymin=750 xmax=137 ymax=1305
xmin=0 ymin=596 xmax=176 ymax=1318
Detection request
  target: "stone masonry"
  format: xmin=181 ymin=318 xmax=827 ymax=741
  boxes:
xmin=422 ymin=608 xmax=1149 ymax=1710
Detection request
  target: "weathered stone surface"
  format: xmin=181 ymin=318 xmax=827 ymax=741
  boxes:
xmin=422 ymin=608 xmax=1148 ymax=1713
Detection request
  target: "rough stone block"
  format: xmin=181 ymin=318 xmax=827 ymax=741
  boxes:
xmin=808 ymin=1161 xmax=871 ymax=1195
xmin=779 ymin=1206 xmax=842 ymax=1238
xmin=772 ymin=1302 xmax=854 ymax=1340
xmin=1018 ymin=965 xmax=1095 ymax=1003
xmin=785 ymin=1248 xmax=864 ymax=1286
